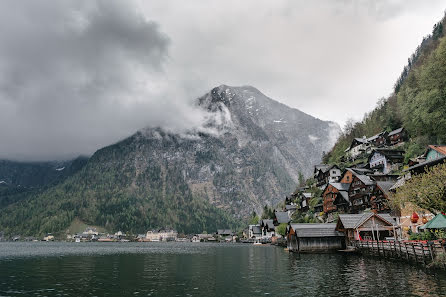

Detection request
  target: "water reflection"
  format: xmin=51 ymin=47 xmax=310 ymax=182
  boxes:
xmin=0 ymin=242 xmax=445 ymax=296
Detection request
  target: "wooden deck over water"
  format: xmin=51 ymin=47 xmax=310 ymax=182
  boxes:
xmin=354 ymin=240 xmax=446 ymax=267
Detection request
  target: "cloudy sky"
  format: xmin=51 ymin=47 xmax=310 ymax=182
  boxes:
xmin=1 ymin=0 xmax=446 ymax=161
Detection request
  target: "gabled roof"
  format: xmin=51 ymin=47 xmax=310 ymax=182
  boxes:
xmin=285 ymin=204 xmax=297 ymax=211
xmin=337 ymin=213 xmax=397 ymax=229
xmin=420 ymin=214 xmax=446 ymax=229
xmin=425 ymin=145 xmax=446 ymax=156
xmin=260 ymin=219 xmax=275 ymax=231
xmin=329 ymin=182 xmax=350 ymax=192
xmin=368 ymin=149 xmax=405 ymax=163
xmin=406 ymin=155 xmax=446 ymax=173
xmin=251 ymin=225 xmax=262 ymax=234
xmin=367 ymin=131 xmax=387 ymax=142
xmin=288 ymin=223 xmax=344 ymax=237
xmin=314 ymin=164 xmax=331 ymax=174
xmin=347 ymin=169 xmax=375 ymax=186
xmin=376 ymin=181 xmax=396 ymax=198
xmin=302 ymin=192 xmax=313 ymax=199
xmin=389 ymin=177 xmax=405 ymax=191
xmin=388 ymin=127 xmax=404 ymax=136
xmin=274 ymin=211 xmax=290 ymax=224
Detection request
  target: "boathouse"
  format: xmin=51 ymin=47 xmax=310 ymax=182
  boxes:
xmin=286 ymin=223 xmax=345 ymax=252
xmin=336 ymin=213 xmax=398 ymax=246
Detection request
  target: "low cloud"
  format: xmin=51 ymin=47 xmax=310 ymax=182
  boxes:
xmin=0 ymin=0 xmax=204 ymax=160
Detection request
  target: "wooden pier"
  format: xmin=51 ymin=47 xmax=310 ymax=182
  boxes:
xmin=353 ymin=240 xmax=446 ymax=267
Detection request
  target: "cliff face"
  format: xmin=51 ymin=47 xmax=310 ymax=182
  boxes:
xmin=0 ymin=85 xmax=340 ymax=235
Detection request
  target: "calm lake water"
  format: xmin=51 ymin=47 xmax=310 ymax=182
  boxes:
xmin=1 ymin=242 xmax=446 ymax=297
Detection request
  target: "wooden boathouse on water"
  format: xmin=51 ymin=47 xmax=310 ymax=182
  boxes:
xmin=286 ymin=223 xmax=345 ymax=252
xmin=336 ymin=213 xmax=399 ymax=246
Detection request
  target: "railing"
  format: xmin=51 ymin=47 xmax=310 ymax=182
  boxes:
xmin=353 ymin=240 xmax=446 ymax=267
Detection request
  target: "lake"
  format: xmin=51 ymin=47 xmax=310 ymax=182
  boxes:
xmin=1 ymin=242 xmax=446 ymax=296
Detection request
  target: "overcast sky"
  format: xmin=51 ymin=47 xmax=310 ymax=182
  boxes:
xmin=1 ymin=0 xmax=446 ymax=161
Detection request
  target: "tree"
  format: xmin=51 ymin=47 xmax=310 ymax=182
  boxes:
xmin=392 ymin=163 xmax=446 ymax=214
xmin=276 ymin=223 xmax=288 ymax=237
xmin=298 ymin=172 xmax=305 ymax=188
xmin=249 ymin=211 xmax=259 ymax=225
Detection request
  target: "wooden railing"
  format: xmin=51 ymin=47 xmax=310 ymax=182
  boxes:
xmin=353 ymin=240 xmax=446 ymax=267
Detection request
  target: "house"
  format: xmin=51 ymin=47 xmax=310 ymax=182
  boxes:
xmin=344 ymin=137 xmax=370 ymax=160
xmin=367 ymin=131 xmax=388 ymax=147
xmin=217 ymin=229 xmax=233 ymax=237
xmin=336 ymin=213 xmax=399 ymax=246
xmin=145 ymin=230 xmax=178 ymax=242
xmin=388 ymin=127 xmax=407 ymax=146
xmin=299 ymin=192 xmax=313 ymax=212
xmin=424 ymin=145 xmax=446 ymax=161
xmin=248 ymin=225 xmax=262 ymax=239
xmin=407 ymin=155 xmax=446 ymax=175
xmin=322 ymin=182 xmax=350 ymax=214
xmin=314 ymin=165 xmax=341 ymax=188
xmin=368 ymin=149 xmax=404 ymax=174
xmin=273 ymin=211 xmax=290 ymax=225
xmin=343 ymin=169 xmax=376 ymax=213
xmin=260 ymin=219 xmax=276 ymax=238
xmin=370 ymin=181 xmax=394 ymax=213
xmin=286 ymin=223 xmax=345 ymax=252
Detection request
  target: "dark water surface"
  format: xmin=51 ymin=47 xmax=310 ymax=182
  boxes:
xmin=1 ymin=242 xmax=446 ymax=297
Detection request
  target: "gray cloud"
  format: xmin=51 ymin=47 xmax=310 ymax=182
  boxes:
xmin=0 ymin=0 xmax=204 ymax=160
xmin=1 ymin=0 xmax=446 ymax=160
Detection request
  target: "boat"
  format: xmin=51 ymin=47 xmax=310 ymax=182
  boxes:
xmin=253 ymin=239 xmax=262 ymax=245
xmin=75 ymin=238 xmax=81 ymax=243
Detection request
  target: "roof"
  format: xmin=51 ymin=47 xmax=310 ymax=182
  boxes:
xmin=376 ymin=181 xmax=396 ymax=198
xmin=338 ymin=213 xmax=397 ymax=229
xmin=274 ymin=211 xmax=290 ymax=224
xmin=289 ymin=224 xmax=344 ymax=237
xmin=367 ymin=131 xmax=387 ymax=142
xmin=426 ymin=145 xmax=446 ymax=156
xmin=406 ymin=155 xmax=446 ymax=173
xmin=347 ymin=169 xmax=375 ymax=186
xmin=389 ymin=177 xmax=405 ymax=191
xmin=285 ymin=204 xmax=297 ymax=211
xmin=388 ymin=127 xmax=404 ymax=136
xmin=329 ymin=182 xmax=350 ymax=192
xmin=217 ymin=229 xmax=233 ymax=235
xmin=251 ymin=225 xmax=262 ymax=234
xmin=302 ymin=192 xmax=313 ymax=198
xmin=260 ymin=219 xmax=275 ymax=231
xmin=420 ymin=214 xmax=446 ymax=229
xmin=369 ymin=149 xmax=405 ymax=162
xmin=314 ymin=164 xmax=331 ymax=174
xmin=339 ymin=191 xmax=350 ymax=203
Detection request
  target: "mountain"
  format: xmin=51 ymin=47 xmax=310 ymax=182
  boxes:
xmin=0 ymin=85 xmax=340 ymax=236
xmin=0 ymin=157 xmax=88 ymax=209
xmin=325 ymin=14 xmax=446 ymax=164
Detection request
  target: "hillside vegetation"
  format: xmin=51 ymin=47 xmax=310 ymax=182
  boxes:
xmin=324 ymin=14 xmax=446 ymax=164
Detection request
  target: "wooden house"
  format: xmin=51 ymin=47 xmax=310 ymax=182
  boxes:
xmin=322 ymin=182 xmax=350 ymax=214
xmin=336 ymin=213 xmax=398 ymax=246
xmin=299 ymin=192 xmax=313 ymax=212
xmin=407 ymin=155 xmax=446 ymax=175
xmin=314 ymin=164 xmax=341 ymax=188
xmin=344 ymin=169 xmax=376 ymax=213
xmin=273 ymin=211 xmax=290 ymax=225
xmin=286 ymin=223 xmax=345 ymax=252
xmin=367 ymin=131 xmax=388 ymax=147
xmin=370 ymin=181 xmax=394 ymax=213
xmin=388 ymin=127 xmax=407 ymax=146
xmin=368 ymin=149 xmax=404 ymax=174
xmin=344 ymin=137 xmax=370 ymax=160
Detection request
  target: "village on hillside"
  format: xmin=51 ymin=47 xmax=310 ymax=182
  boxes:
xmin=246 ymin=127 xmax=446 ymax=262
